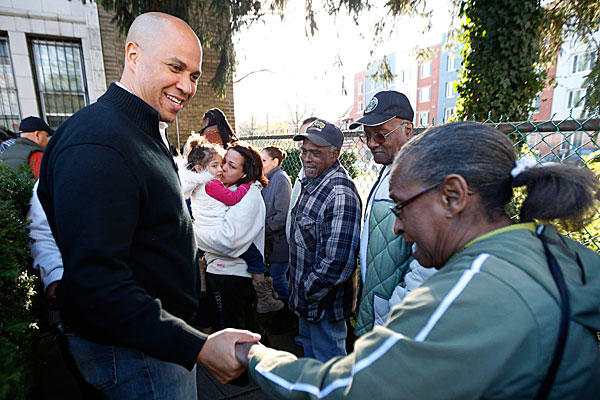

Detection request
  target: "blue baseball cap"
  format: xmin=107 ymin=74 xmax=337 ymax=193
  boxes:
xmin=293 ymin=119 xmax=344 ymax=149
xmin=349 ymin=90 xmax=414 ymax=129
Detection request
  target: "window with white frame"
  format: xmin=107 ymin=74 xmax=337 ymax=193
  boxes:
xmin=447 ymin=55 xmax=456 ymax=71
xmin=527 ymin=132 xmax=541 ymax=150
xmin=567 ymin=88 xmax=586 ymax=110
xmin=561 ymin=131 xmax=586 ymax=154
xmin=420 ymin=61 xmax=431 ymax=78
xmin=572 ymin=52 xmax=594 ymax=74
xmin=418 ymin=111 xmax=430 ymax=126
xmin=358 ymin=101 xmax=363 ymax=112
xmin=358 ymin=82 xmax=363 ymax=95
xmin=29 ymin=37 xmax=89 ymax=129
xmin=0 ymin=34 xmax=20 ymax=131
xmin=419 ymin=86 xmax=431 ymax=103
xmin=531 ymin=96 xmax=541 ymax=114
xmin=446 ymin=81 xmax=456 ymax=98
xmin=572 ymin=131 xmax=585 ymax=148
xmin=444 ymin=107 xmax=455 ymax=122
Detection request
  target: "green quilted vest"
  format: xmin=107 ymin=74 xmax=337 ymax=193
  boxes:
xmin=0 ymin=137 xmax=43 ymax=171
xmin=354 ymin=199 xmax=412 ymax=337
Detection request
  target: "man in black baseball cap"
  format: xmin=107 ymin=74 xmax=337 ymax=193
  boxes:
xmin=293 ymin=118 xmax=344 ymax=179
xmin=0 ymin=116 xmax=53 ymax=179
xmin=350 ymin=90 xmax=433 ymax=340
xmin=288 ymin=118 xmax=362 ymax=362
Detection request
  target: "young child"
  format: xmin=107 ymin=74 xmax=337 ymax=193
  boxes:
xmin=178 ymin=138 xmax=284 ymax=314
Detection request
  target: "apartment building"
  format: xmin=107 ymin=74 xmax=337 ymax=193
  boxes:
xmin=415 ymin=43 xmax=440 ymax=126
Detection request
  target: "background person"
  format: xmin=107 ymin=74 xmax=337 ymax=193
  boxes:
xmin=0 ymin=127 xmax=17 ymax=152
xmin=288 ymin=119 xmax=362 ymax=362
xmin=286 ymin=116 xmax=317 ymax=241
xmin=194 ymin=144 xmax=269 ymax=330
xmin=0 ymin=116 xmax=53 ymax=179
xmin=179 ymin=139 xmax=283 ymax=314
xmin=199 ymin=108 xmax=238 ymax=147
xmin=235 ymin=121 xmax=600 ymax=399
xmin=349 ymin=90 xmax=435 ymax=337
xmin=260 ymin=146 xmax=292 ymax=302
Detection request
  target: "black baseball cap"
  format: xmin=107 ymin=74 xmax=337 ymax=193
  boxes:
xmin=293 ymin=119 xmax=344 ymax=149
xmin=19 ymin=116 xmax=54 ymax=135
xmin=349 ymin=90 xmax=414 ymax=129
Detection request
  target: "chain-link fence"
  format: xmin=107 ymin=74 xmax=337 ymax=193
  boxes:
xmin=239 ymin=111 xmax=600 ymax=252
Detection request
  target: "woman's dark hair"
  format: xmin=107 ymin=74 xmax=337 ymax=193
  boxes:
xmin=229 ymin=144 xmax=268 ymax=187
xmin=201 ymin=108 xmax=237 ymax=147
xmin=392 ymin=121 xmax=598 ymax=227
xmin=262 ymin=146 xmax=287 ymax=166
xmin=187 ymin=137 xmax=223 ymax=171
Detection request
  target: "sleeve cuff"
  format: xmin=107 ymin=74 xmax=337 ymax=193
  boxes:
xmin=41 ymin=266 xmax=64 ymax=290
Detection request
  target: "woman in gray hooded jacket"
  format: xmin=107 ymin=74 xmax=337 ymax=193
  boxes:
xmin=261 ymin=146 xmax=292 ymax=302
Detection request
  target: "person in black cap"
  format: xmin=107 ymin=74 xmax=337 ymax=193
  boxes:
xmin=0 ymin=116 xmax=53 ymax=179
xmin=287 ymin=119 xmax=362 ymax=362
xmin=350 ymin=90 xmax=436 ymax=338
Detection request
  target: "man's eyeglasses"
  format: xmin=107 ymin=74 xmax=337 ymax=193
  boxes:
xmin=360 ymin=122 xmax=409 ymax=145
xmin=390 ymin=183 xmax=440 ymax=219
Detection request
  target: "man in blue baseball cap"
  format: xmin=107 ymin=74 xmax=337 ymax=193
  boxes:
xmin=350 ymin=90 xmax=435 ymax=338
xmin=287 ymin=119 xmax=362 ymax=362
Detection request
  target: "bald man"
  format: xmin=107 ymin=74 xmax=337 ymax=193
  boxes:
xmin=37 ymin=13 xmax=259 ymax=398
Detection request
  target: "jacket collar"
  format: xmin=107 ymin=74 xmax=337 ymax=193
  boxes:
xmin=99 ymin=83 xmax=161 ymax=142
xmin=15 ymin=137 xmax=44 ymax=151
xmin=301 ymin=160 xmax=342 ymax=195
xmin=266 ymin=166 xmax=281 ymax=180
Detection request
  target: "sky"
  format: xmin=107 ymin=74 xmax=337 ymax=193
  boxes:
xmin=232 ymin=0 xmax=454 ymax=129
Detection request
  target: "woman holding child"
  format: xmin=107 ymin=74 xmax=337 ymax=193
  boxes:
xmin=180 ymin=142 xmax=282 ymax=330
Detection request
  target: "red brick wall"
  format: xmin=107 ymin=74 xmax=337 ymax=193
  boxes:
xmin=416 ymin=44 xmax=441 ymax=126
xmin=351 ymin=71 xmax=366 ymax=121
xmin=532 ymin=56 xmax=557 ymax=122
xmin=97 ymin=7 xmax=235 ymax=148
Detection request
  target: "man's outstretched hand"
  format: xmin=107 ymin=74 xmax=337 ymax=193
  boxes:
xmin=197 ymin=328 xmax=261 ymax=383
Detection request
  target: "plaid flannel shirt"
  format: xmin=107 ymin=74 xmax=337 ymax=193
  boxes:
xmin=288 ymin=160 xmax=362 ymax=322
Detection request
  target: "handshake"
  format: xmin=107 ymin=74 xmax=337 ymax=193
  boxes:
xmin=196 ymin=328 xmax=266 ymax=383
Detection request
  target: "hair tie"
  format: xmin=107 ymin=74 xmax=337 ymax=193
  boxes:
xmin=511 ymin=155 xmax=537 ymax=178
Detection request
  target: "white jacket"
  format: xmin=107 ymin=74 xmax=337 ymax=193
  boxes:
xmin=28 ymin=181 xmax=63 ymax=289
xmin=178 ymin=163 xmax=229 ymax=228
xmin=193 ymin=183 xmax=266 ymax=278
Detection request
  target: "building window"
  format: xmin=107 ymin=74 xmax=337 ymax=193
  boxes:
xmin=527 ymin=132 xmax=541 ymax=150
xmin=418 ymin=111 xmax=430 ymax=126
xmin=444 ymin=107 xmax=455 ymax=122
xmin=445 ymin=81 xmax=456 ymax=98
xmin=531 ymin=96 xmax=541 ymax=114
xmin=358 ymin=101 xmax=363 ymax=112
xmin=572 ymin=52 xmax=594 ymax=74
xmin=447 ymin=55 xmax=456 ymax=71
xmin=419 ymin=86 xmax=431 ymax=103
xmin=0 ymin=34 xmax=21 ymax=131
xmin=358 ymin=82 xmax=363 ymax=95
xmin=567 ymin=88 xmax=586 ymax=110
xmin=29 ymin=37 xmax=88 ymax=129
xmin=420 ymin=61 xmax=431 ymax=78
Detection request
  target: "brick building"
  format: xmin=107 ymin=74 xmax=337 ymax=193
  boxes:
xmin=416 ymin=44 xmax=441 ymax=127
xmin=0 ymin=1 xmax=234 ymax=148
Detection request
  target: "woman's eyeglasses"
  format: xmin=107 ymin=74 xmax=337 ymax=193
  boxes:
xmin=360 ymin=122 xmax=409 ymax=144
xmin=390 ymin=183 xmax=440 ymax=219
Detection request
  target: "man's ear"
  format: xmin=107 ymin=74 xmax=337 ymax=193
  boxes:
xmin=440 ymin=174 xmax=470 ymax=217
xmin=404 ymin=122 xmax=414 ymax=140
xmin=125 ymin=41 xmax=141 ymax=72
